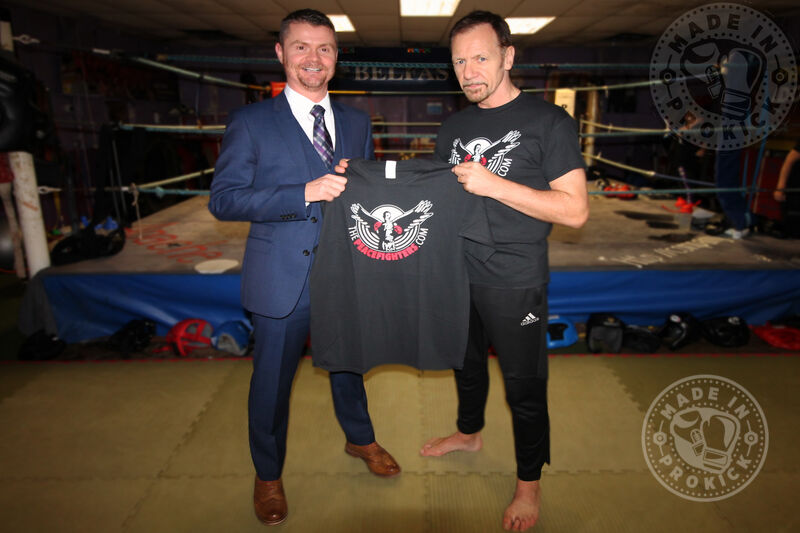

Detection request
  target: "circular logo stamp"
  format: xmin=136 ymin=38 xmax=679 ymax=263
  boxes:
xmin=650 ymin=3 xmax=797 ymax=150
xmin=642 ymin=375 xmax=768 ymax=501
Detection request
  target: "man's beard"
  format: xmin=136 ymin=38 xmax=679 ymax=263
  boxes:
xmin=462 ymin=83 xmax=488 ymax=103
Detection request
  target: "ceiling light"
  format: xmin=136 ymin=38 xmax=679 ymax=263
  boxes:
xmin=505 ymin=17 xmax=555 ymax=35
xmin=328 ymin=14 xmax=355 ymax=32
xmin=400 ymin=0 xmax=460 ymax=17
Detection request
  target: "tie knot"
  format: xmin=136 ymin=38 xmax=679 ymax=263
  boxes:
xmin=310 ymin=105 xmax=325 ymax=119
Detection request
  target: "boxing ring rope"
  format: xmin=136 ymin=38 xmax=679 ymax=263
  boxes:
xmin=130 ymin=169 xmax=215 ymax=190
xmin=87 ymin=185 xmax=799 ymax=198
xmin=375 ymin=149 xmax=434 ymax=154
xmin=580 ymin=131 xmax=669 ymax=138
xmin=121 ymin=124 xmax=226 ymax=134
xmin=134 ymin=54 xmax=685 ymax=96
xmin=36 ymin=168 xmax=215 ymax=196
xmin=580 ymin=119 xmax=670 ymax=134
xmin=35 ymin=171 xmax=798 ymax=198
xmin=373 ymin=122 xmax=441 ymax=127
xmin=115 ymin=121 xmax=777 ymax=146
xmin=584 ymin=153 xmax=715 ymax=187
xmin=115 ymin=121 xmax=738 ymax=145
xmin=524 ymin=80 xmax=659 ymax=94
xmin=116 ymin=122 xmax=677 ymax=139
xmin=116 ymin=124 xmax=439 ymax=140
xmin=155 ymin=55 xmax=665 ymax=70
xmin=128 ymin=57 xmax=270 ymax=92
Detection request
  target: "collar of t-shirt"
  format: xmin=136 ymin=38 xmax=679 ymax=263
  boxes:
xmin=283 ymin=85 xmax=336 ymax=149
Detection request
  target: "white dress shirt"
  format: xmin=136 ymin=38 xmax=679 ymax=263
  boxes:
xmin=283 ymin=85 xmax=336 ymax=149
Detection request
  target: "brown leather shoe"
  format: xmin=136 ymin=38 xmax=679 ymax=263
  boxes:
xmin=345 ymin=441 xmax=401 ymax=478
xmin=254 ymin=476 xmax=287 ymax=526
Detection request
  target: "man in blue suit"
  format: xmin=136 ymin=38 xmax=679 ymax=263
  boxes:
xmin=209 ymin=9 xmax=400 ymax=526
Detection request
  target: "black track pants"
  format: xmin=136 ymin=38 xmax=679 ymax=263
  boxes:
xmin=455 ymin=284 xmax=550 ymax=481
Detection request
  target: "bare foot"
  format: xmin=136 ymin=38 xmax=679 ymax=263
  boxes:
xmin=502 ymin=479 xmax=541 ymax=531
xmin=419 ymin=431 xmax=482 ymax=456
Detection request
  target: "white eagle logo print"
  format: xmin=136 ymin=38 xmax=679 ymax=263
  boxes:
xmin=349 ymin=200 xmax=434 ymax=261
xmin=449 ymin=130 xmax=521 ymax=176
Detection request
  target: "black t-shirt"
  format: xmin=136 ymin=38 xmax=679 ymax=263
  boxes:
xmin=309 ymin=158 xmax=494 ymax=373
xmin=435 ymin=92 xmax=585 ymax=288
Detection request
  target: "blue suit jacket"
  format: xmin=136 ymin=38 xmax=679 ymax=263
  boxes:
xmin=209 ymin=92 xmax=374 ymax=318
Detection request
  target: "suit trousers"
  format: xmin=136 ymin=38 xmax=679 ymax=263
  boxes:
xmin=250 ymin=278 xmax=375 ymax=481
xmin=455 ymin=284 xmax=550 ymax=482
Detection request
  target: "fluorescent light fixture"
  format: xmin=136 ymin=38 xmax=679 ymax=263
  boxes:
xmin=505 ymin=17 xmax=555 ymax=35
xmin=400 ymin=0 xmax=460 ymax=17
xmin=328 ymin=14 xmax=355 ymax=32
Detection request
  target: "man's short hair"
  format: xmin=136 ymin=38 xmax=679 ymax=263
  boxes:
xmin=449 ymin=10 xmax=512 ymax=48
xmin=279 ymin=9 xmax=336 ymax=45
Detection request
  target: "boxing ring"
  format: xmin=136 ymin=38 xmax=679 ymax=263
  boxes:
xmin=13 ymin=51 xmax=800 ymax=344
xmin=27 ymin=174 xmax=800 ymax=344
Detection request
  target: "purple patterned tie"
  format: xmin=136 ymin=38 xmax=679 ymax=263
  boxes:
xmin=310 ymin=105 xmax=334 ymax=168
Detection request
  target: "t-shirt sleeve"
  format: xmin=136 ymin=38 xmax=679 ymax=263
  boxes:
xmin=542 ymin=114 xmax=586 ymax=182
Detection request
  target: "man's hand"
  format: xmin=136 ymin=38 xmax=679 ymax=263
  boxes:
xmin=774 ymin=190 xmax=786 ymax=202
xmin=335 ymin=158 xmax=350 ymax=174
xmin=452 ymin=161 xmax=502 ymax=197
xmin=305 ymin=174 xmax=347 ymax=202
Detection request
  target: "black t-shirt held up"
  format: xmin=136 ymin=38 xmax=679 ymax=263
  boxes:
xmin=310 ymin=158 xmax=494 ymax=373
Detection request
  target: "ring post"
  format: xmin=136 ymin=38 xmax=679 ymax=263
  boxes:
xmin=10 ymin=151 xmax=50 ymax=277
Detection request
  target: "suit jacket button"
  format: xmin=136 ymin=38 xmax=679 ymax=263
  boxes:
xmin=311 ymin=217 xmax=318 ymax=223
xmin=303 ymin=250 xmax=310 ymax=256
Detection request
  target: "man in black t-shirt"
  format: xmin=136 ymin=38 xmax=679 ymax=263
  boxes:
xmin=419 ymin=11 xmax=589 ymax=532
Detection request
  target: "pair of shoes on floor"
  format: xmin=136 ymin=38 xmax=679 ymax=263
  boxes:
xmin=723 ymin=227 xmax=750 ymax=239
xmin=254 ymin=442 xmax=400 ymax=525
